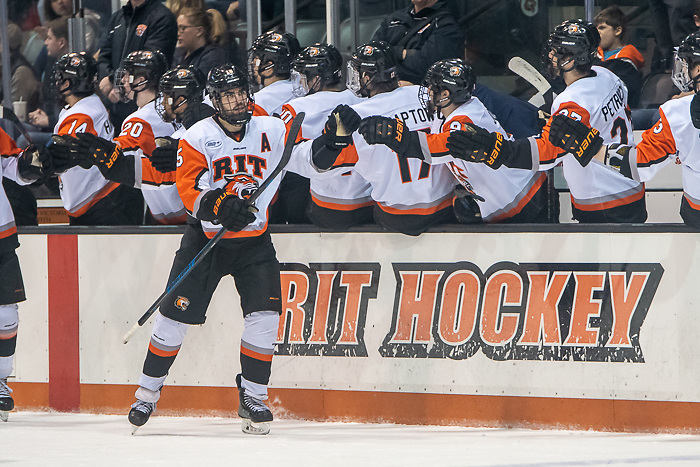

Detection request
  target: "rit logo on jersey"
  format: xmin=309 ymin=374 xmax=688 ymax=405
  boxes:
xmin=212 ymin=134 xmax=271 ymax=181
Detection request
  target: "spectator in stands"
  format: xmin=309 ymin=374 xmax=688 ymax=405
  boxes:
xmin=97 ymin=0 xmax=177 ymax=129
xmin=0 ymin=23 xmax=42 ymax=116
xmin=371 ymin=0 xmax=464 ymax=86
xmin=648 ymin=0 xmax=697 ymax=71
xmin=28 ymin=17 xmax=70 ymax=132
xmin=165 ymin=0 xmax=204 ymax=18
xmin=594 ymin=6 xmax=644 ymax=107
xmin=40 ymin=0 xmax=102 ymax=54
xmin=173 ymin=8 xmax=228 ymax=77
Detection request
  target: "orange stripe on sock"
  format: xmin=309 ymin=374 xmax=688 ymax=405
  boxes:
xmin=148 ymin=342 xmax=180 ymax=358
xmin=240 ymin=346 xmax=274 ymax=362
xmin=0 ymin=330 xmax=18 ymax=339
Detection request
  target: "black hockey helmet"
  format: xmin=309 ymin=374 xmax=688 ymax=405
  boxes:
xmin=419 ymin=59 xmax=476 ymax=114
xmin=50 ymin=52 xmax=97 ymax=99
xmin=116 ymin=50 xmax=169 ymax=102
xmin=673 ymin=31 xmax=700 ymax=92
xmin=247 ymin=30 xmax=301 ymax=84
xmin=207 ymin=64 xmax=253 ymax=127
xmin=291 ymin=43 xmax=343 ymax=97
xmin=541 ymin=19 xmax=600 ymax=79
xmin=347 ymin=41 xmax=398 ymax=97
xmin=156 ymin=66 xmax=206 ymax=123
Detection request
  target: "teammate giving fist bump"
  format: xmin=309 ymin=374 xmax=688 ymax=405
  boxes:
xmin=446 ymin=124 xmax=509 ymax=169
xmin=358 ymin=115 xmax=418 ymax=156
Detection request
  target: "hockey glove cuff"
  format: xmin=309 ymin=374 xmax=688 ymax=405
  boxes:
xmin=17 ymin=144 xmax=52 ymax=183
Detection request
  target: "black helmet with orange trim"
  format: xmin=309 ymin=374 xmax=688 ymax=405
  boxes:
xmin=541 ymin=19 xmax=600 ymax=80
xmin=346 ymin=41 xmax=398 ymax=97
xmin=419 ymin=59 xmax=476 ymax=114
xmin=116 ymin=50 xmax=169 ymax=102
xmin=291 ymin=43 xmax=343 ymax=97
xmin=248 ymin=30 xmax=301 ymax=85
xmin=156 ymin=66 xmax=206 ymax=123
xmin=50 ymin=52 xmax=97 ymax=99
xmin=673 ymin=31 xmax=700 ymax=92
xmin=207 ymin=64 xmax=253 ymax=127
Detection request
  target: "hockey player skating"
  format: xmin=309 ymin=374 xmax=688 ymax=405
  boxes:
xmin=127 ymin=64 xmax=340 ymax=435
xmin=0 ymin=127 xmax=54 ymax=421
xmin=443 ymin=20 xmax=646 ymax=223
xmin=62 ymin=51 xmax=188 ymax=225
xmin=358 ymin=58 xmax=550 ymax=223
xmin=547 ymin=31 xmax=700 ymax=228
xmin=280 ymin=43 xmax=369 ymax=229
xmin=311 ymin=41 xmax=456 ymax=236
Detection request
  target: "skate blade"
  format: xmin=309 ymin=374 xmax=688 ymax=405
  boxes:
xmin=130 ymin=424 xmax=140 ymax=435
xmin=0 ymin=411 xmax=8 ymax=422
xmin=241 ymin=418 xmax=270 ymax=435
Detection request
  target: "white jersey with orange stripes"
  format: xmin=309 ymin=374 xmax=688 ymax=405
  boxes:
xmin=536 ymin=66 xmax=643 ymax=212
xmin=253 ymin=79 xmax=295 ymax=116
xmin=623 ymin=95 xmax=700 ymax=203
xmin=116 ymin=100 xmax=185 ymax=224
xmin=419 ymin=97 xmax=547 ymax=222
xmin=176 ymin=115 xmax=319 ymax=239
xmin=0 ymin=128 xmax=26 ymax=248
xmin=54 ymin=94 xmax=116 ymax=216
xmin=279 ymin=89 xmax=371 ymax=211
xmin=333 ymin=85 xmax=456 ymax=216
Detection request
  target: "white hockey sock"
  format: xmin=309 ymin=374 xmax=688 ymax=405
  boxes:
xmin=0 ymin=304 xmax=19 ymax=379
xmin=240 ymin=311 xmax=279 ymax=400
xmin=137 ymin=313 xmax=189 ymax=392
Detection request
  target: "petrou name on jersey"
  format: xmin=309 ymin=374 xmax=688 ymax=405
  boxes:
xmin=277 ymin=261 xmax=663 ymax=363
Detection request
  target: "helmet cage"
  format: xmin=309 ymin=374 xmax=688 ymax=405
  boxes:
xmin=207 ymin=66 xmax=253 ymax=127
xmin=291 ymin=44 xmax=343 ymax=96
xmin=673 ymin=32 xmax=700 ymax=92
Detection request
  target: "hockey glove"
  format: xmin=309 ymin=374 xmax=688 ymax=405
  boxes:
xmin=17 ymin=144 xmax=52 ymax=183
xmin=197 ymin=188 xmax=256 ymax=232
xmin=150 ymin=137 xmax=178 ymax=173
xmin=358 ymin=116 xmax=416 ymax=157
xmin=72 ymin=132 xmax=123 ymax=171
xmin=446 ymin=124 xmax=507 ymax=169
xmin=47 ymin=134 xmax=81 ymax=173
xmin=323 ymin=104 xmax=361 ymax=150
xmin=548 ymin=114 xmax=603 ymax=167
xmin=691 ymin=92 xmax=700 ymax=129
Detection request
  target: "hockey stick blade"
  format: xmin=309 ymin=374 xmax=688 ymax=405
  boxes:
xmin=508 ymin=57 xmax=551 ymax=95
xmin=122 ymin=112 xmax=305 ymax=344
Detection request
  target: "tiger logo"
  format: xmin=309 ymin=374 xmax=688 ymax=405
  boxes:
xmin=363 ymin=45 xmax=375 ymax=56
xmin=175 ymin=296 xmax=190 ymax=311
xmin=224 ymin=173 xmax=259 ymax=200
xmin=449 ymin=66 xmax=462 ymax=77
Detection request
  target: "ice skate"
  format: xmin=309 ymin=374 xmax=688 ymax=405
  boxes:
xmin=236 ymin=374 xmax=272 ymax=435
xmin=0 ymin=378 xmax=14 ymax=422
xmin=128 ymin=387 xmax=159 ymax=434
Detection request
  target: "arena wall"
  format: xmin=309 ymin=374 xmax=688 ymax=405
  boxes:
xmin=11 ymin=225 xmax=700 ymax=432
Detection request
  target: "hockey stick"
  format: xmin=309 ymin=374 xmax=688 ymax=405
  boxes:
xmin=0 ymin=106 xmax=33 ymax=145
xmin=122 ymin=112 xmax=305 ymax=344
xmin=507 ymin=57 xmax=554 ymax=108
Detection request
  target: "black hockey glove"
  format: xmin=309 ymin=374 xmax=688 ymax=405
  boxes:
xmin=691 ymin=92 xmax=700 ymax=129
xmin=150 ymin=137 xmax=178 ymax=173
xmin=446 ymin=124 xmax=508 ymax=169
xmin=47 ymin=134 xmax=82 ymax=173
xmin=548 ymin=114 xmax=603 ymax=167
xmin=71 ymin=132 xmax=123 ymax=171
xmin=323 ymin=104 xmax=361 ymax=150
xmin=358 ymin=116 xmax=417 ymax=157
xmin=197 ymin=188 xmax=256 ymax=232
xmin=17 ymin=144 xmax=52 ymax=183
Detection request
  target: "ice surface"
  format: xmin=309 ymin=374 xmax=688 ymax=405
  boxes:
xmin=4 ymin=412 xmax=700 ymax=467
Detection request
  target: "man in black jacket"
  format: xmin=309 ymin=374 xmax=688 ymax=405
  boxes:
xmin=97 ymin=0 xmax=177 ymax=128
xmin=371 ymin=0 xmax=464 ymax=85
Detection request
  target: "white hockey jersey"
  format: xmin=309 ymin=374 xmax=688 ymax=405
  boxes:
xmin=279 ymin=89 xmax=371 ymax=212
xmin=622 ymin=95 xmax=700 ymax=206
xmin=54 ymin=94 xmax=116 ymax=216
xmin=0 ymin=128 xmax=28 ymax=251
xmin=253 ymin=79 xmax=295 ymax=116
xmin=419 ymin=97 xmax=547 ymax=222
xmin=536 ymin=66 xmax=644 ymax=214
xmin=177 ymin=115 xmax=320 ymax=239
xmin=329 ymin=86 xmax=456 ymax=221
xmin=116 ymin=101 xmax=185 ymax=224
